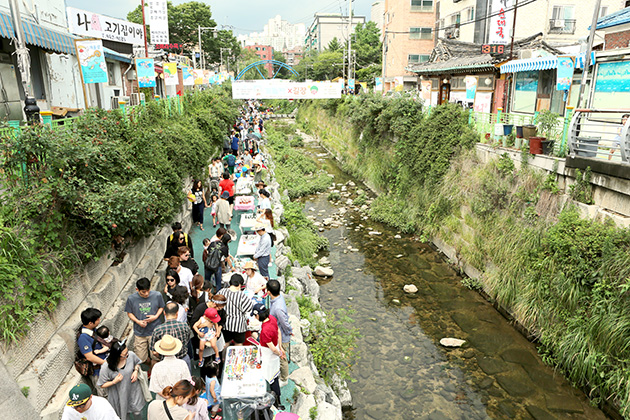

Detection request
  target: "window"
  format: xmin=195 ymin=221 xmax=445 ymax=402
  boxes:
xmin=411 ymin=0 xmax=433 ymax=12
xmin=550 ymin=5 xmax=576 ymax=34
xmin=410 ymin=27 xmax=432 ymax=39
xmin=513 ymin=71 xmax=539 ymax=113
xmin=408 ymin=54 xmax=430 ymax=64
xmin=107 ymin=62 xmax=117 ymax=86
xmin=450 ymin=13 xmax=461 ymax=26
xmin=598 ymin=6 xmax=608 ymax=18
xmin=465 ymin=7 xmax=475 ymax=22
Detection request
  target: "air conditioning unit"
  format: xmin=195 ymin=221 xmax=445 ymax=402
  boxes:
xmin=519 ymin=50 xmax=533 ymax=59
xmin=552 ymin=19 xmax=565 ymax=28
xmin=110 ymin=96 xmax=120 ymax=109
xmin=130 ymin=93 xmax=140 ymax=106
xmin=445 ymin=28 xmax=460 ymax=39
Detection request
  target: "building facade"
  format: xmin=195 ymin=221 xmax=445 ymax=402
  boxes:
xmin=382 ymin=0 xmax=436 ymax=92
xmin=238 ymin=15 xmax=305 ymax=53
xmin=371 ymin=1 xmax=386 ymax=35
xmin=283 ymin=46 xmax=304 ymax=66
xmin=244 ymin=44 xmax=274 ymax=77
xmin=305 ymin=13 xmax=366 ymax=52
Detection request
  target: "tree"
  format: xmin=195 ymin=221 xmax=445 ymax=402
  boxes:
xmin=272 ymin=51 xmax=291 ymax=79
xmin=127 ymin=1 xmax=240 ymax=70
xmin=353 ymin=21 xmax=382 ymax=82
xmin=327 ymin=37 xmax=341 ymax=52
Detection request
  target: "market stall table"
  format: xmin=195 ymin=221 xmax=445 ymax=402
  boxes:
xmin=237 ymin=234 xmax=260 ymax=256
xmin=235 ymin=195 xmax=255 ymax=211
xmin=240 ymin=213 xmax=258 ymax=235
xmin=235 ymin=177 xmax=254 ymax=195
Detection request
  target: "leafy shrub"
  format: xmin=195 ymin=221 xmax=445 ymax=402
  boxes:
xmin=569 ymin=167 xmax=594 ymax=204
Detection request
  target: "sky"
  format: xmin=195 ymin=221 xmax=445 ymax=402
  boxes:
xmin=65 ymin=0 xmax=377 ymax=35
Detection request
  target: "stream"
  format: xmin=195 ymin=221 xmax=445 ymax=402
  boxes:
xmin=295 ymin=135 xmax=608 ymax=420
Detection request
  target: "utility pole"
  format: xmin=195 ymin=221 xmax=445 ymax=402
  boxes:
xmin=347 ymin=0 xmax=353 ymax=82
xmin=509 ymin=0 xmax=519 ymax=60
xmin=140 ymin=0 xmax=149 ymax=57
xmin=198 ymin=25 xmax=204 ymax=69
xmin=576 ymin=0 xmax=602 ymax=110
xmin=9 ymin=0 xmax=38 ymax=122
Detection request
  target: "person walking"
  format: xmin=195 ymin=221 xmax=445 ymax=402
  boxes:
xmin=252 ymin=303 xmax=285 ymax=410
xmin=147 ymin=380 xmax=194 ymax=420
xmin=76 ymin=308 xmax=107 ymax=396
xmin=190 ymin=180 xmax=208 ymax=231
xmin=97 ymin=342 xmax=145 ymax=420
xmin=268 ymin=280 xmax=292 ymax=386
xmin=215 ymin=192 xmax=232 ymax=230
xmin=217 ymin=275 xmax=253 ymax=345
xmin=62 ymin=383 xmax=120 ymax=420
xmin=124 ymin=278 xmax=165 ymax=370
xmin=253 ymin=224 xmax=272 ymax=280
xmin=151 ymin=302 xmax=193 ymax=372
xmin=149 ymin=335 xmax=192 ymax=400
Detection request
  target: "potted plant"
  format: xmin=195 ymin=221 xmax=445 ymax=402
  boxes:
xmin=537 ymin=110 xmax=560 ymax=155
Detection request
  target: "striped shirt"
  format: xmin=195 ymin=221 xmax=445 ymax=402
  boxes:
xmin=218 ymin=287 xmax=253 ymax=333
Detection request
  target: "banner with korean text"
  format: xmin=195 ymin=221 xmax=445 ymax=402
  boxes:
xmin=488 ymin=0 xmax=513 ymax=45
xmin=147 ymin=0 xmax=169 ymax=44
xmin=67 ymin=7 xmax=144 ymax=45
xmin=136 ymin=58 xmax=156 ymax=88
xmin=232 ymin=81 xmax=342 ymax=99
xmin=75 ymin=39 xmax=108 ymax=84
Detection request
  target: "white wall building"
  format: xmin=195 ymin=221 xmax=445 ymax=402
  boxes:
xmin=305 ymin=13 xmax=366 ymax=52
xmin=238 ymin=15 xmax=305 ymax=53
xmin=371 ymin=1 xmax=385 ymax=35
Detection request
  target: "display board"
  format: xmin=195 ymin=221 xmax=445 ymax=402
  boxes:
xmin=592 ymin=61 xmax=630 ymax=110
xmin=232 ymin=80 xmax=341 ymax=99
xmin=75 ymin=39 xmax=108 ymax=84
xmin=221 ymin=346 xmax=266 ymax=398
xmin=67 ymin=7 xmax=144 ymax=45
xmin=135 ymin=58 xmax=156 ymax=88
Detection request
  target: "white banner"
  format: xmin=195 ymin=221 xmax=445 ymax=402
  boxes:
xmin=232 ymin=81 xmax=342 ymax=99
xmin=67 ymin=7 xmax=144 ymax=45
xmin=148 ymin=0 xmax=169 ymax=45
xmin=488 ymin=0 xmax=513 ymax=45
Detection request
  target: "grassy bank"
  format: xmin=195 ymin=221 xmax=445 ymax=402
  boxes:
xmin=0 ymin=87 xmax=239 ymax=341
xmin=298 ymin=96 xmax=630 ymax=416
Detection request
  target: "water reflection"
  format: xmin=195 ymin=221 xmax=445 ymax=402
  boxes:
xmin=301 ymin=144 xmax=608 ymax=420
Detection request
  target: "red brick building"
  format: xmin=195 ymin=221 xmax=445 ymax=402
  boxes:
xmin=597 ymin=7 xmax=630 ymax=50
xmin=244 ymin=44 xmax=274 ymax=78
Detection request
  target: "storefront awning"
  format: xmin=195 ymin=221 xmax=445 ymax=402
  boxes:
xmin=499 ymin=53 xmax=588 ymax=74
xmin=104 ymin=47 xmax=132 ymax=64
xmin=0 ymin=11 xmax=76 ymax=55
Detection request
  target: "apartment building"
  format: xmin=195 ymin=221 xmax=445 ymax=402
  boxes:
xmin=371 ymin=1 xmax=386 ymax=35
xmin=436 ymin=0 xmax=628 ymax=50
xmin=244 ymin=44 xmax=274 ymax=77
xmin=305 ymin=13 xmax=366 ymax=52
xmin=382 ymin=0 xmax=436 ymax=92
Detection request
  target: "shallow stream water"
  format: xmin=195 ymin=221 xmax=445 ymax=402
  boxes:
xmin=298 ymin=140 xmax=608 ymax=420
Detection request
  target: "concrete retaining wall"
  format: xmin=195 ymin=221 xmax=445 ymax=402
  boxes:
xmin=0 ymin=200 xmax=191 ymax=420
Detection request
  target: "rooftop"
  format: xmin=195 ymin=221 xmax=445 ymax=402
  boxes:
xmin=596 ymin=7 xmax=630 ymax=29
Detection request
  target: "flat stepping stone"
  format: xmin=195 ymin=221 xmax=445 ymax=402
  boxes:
xmin=495 ymin=372 xmax=536 ymax=397
xmin=526 ymin=406 xmax=557 ymax=420
xmin=544 ymin=393 xmax=584 ymax=414
xmin=477 ymin=356 xmax=509 ymax=375
xmin=500 ymin=348 xmax=540 ymax=366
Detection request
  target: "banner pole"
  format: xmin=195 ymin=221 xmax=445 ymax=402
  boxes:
xmin=74 ymin=39 xmax=90 ymax=110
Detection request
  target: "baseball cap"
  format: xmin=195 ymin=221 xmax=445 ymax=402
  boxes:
xmin=251 ymin=302 xmax=266 ymax=316
xmin=204 ymin=307 xmax=221 ymax=323
xmin=67 ymin=383 xmax=92 ymax=407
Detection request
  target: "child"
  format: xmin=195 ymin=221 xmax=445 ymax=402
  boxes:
xmin=183 ymin=376 xmax=211 ymax=420
xmin=210 ymin=195 xmax=219 ymax=228
xmin=202 ymin=363 xmax=222 ymax=419
xmin=193 ymin=308 xmax=222 ymax=366
xmin=92 ymin=325 xmax=115 ymax=358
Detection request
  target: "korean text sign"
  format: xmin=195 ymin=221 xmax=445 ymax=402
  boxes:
xmin=75 ymin=39 xmax=108 ymax=84
xmin=67 ymin=7 xmax=144 ymax=45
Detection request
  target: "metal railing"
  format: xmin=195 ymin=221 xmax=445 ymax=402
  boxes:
xmin=569 ymin=109 xmax=630 ymax=163
xmin=548 ymin=19 xmax=576 ymax=34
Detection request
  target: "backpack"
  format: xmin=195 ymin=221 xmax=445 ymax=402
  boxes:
xmin=268 ymin=232 xmax=276 ymax=247
xmin=227 ymin=154 xmax=236 ymax=167
xmin=204 ymin=241 xmax=222 ymax=272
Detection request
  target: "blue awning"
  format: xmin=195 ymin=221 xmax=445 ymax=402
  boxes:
xmin=103 ymin=47 xmax=132 ymax=63
xmin=500 ymin=53 xmax=590 ymax=74
xmin=0 ymin=10 xmax=76 ymax=55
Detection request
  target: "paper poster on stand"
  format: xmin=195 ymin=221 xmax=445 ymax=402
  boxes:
xmin=556 ymin=56 xmax=575 ymax=91
xmin=474 ymin=91 xmax=493 ymax=113
xmin=374 ymin=77 xmax=383 ymax=91
xmin=136 ymin=58 xmax=156 ymax=88
xmin=194 ymin=69 xmax=204 ymax=85
xmin=182 ymin=67 xmax=194 ymax=85
xmin=75 ymin=39 xmax=108 ymax=84
xmin=164 ymin=62 xmax=178 ymax=86
xmin=421 ymin=80 xmax=432 ymax=101
xmin=465 ymin=76 xmax=478 ymax=101
xmin=348 ymin=78 xmax=355 ymax=90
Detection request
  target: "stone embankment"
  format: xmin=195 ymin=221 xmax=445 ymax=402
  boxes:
xmin=264 ymin=150 xmax=352 ymax=419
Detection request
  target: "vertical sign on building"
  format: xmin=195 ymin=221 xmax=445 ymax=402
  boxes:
xmin=556 ymin=56 xmax=575 ymax=91
xmin=488 ymin=0 xmax=513 ymax=45
xmin=148 ymin=0 xmax=169 ymax=44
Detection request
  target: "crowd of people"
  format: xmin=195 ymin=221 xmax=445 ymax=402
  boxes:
xmin=67 ymin=101 xmax=294 ymax=420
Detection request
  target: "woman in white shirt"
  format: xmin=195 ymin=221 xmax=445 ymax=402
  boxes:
xmin=257 ymin=189 xmax=271 ymax=213
xmin=256 ymin=208 xmax=274 ymax=234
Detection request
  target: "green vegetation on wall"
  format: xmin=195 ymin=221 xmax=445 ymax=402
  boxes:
xmin=298 ymin=95 xmax=630 ymax=416
xmin=0 ymin=87 xmax=239 ymax=341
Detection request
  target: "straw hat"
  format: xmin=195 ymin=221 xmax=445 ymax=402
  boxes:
xmin=154 ymin=334 xmax=182 ymax=356
xmin=254 ymin=223 xmax=266 ymax=231
xmin=243 ymin=260 xmax=257 ymax=271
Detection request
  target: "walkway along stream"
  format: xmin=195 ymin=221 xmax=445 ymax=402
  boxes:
xmin=290 ymin=129 xmax=608 ymax=420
